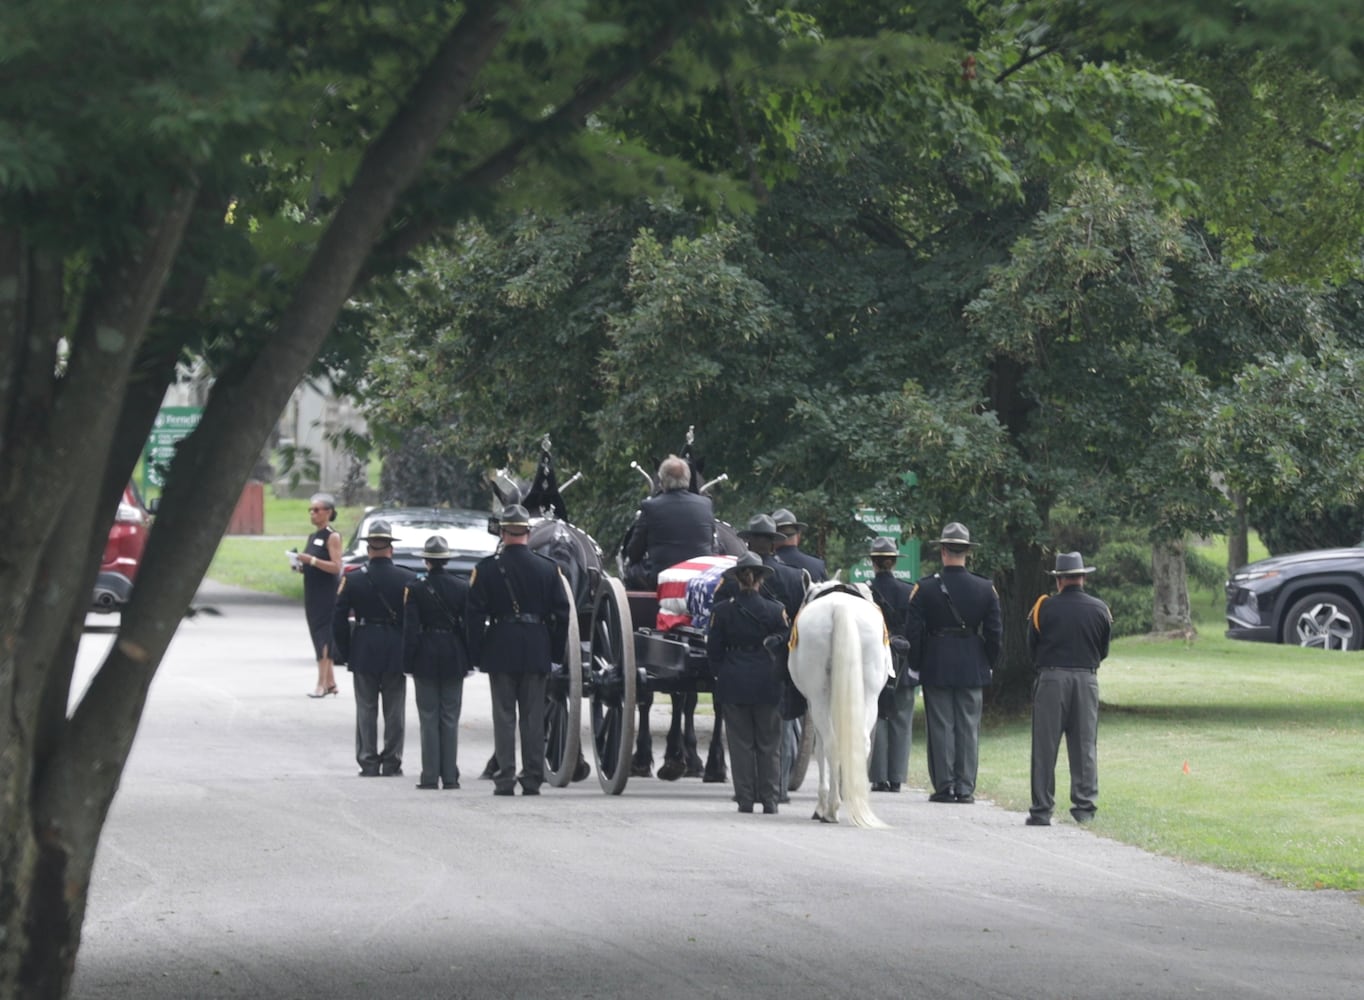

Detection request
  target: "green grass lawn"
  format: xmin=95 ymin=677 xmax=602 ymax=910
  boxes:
xmin=206 ymin=529 xmax=1363 ymax=892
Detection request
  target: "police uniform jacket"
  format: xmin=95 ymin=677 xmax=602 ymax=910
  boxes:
xmin=626 ymin=488 xmax=715 ymax=575
xmin=907 ymin=565 xmax=1002 ymax=688
xmin=333 ymin=557 xmax=416 ymax=675
xmin=776 ymin=544 xmax=827 ymax=583
xmin=402 ymin=565 xmax=471 ymax=679
xmin=707 ymin=590 xmax=789 ymax=706
xmin=1027 ymin=586 xmax=1112 ymax=669
xmin=466 ymin=545 xmax=570 ymax=675
xmin=870 ymin=570 xmax=915 ymax=689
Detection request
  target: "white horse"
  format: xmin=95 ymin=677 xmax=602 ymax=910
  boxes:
xmin=787 ymin=581 xmax=892 ymax=827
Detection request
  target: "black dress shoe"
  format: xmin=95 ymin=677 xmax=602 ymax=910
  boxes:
xmin=480 ymin=755 xmax=498 ymax=780
xmin=887 ymin=782 xmax=901 ymax=793
xmin=493 ymin=788 xmax=515 ymax=796
xmin=442 ymin=779 xmax=460 ymax=790
xmin=737 ymin=803 xmax=754 ymax=813
xmin=1025 ymin=814 xmax=1051 ymax=826
xmin=381 ymin=767 xmax=403 ymax=777
xmin=1072 ymin=810 xmax=1094 ymax=825
xmin=415 ymin=782 xmax=438 ymax=790
xmin=521 ymin=786 xmax=541 ymax=796
xmin=762 ymin=803 xmax=778 ymax=815
xmin=928 ymin=790 xmax=956 ymax=803
xmin=955 ymin=793 xmax=975 ymax=804
xmin=358 ymin=769 xmax=381 ymax=778
xmin=871 ymin=781 xmax=891 ymax=792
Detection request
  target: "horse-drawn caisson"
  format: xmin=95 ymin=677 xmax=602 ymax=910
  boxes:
xmin=488 ymin=432 xmax=819 ymax=796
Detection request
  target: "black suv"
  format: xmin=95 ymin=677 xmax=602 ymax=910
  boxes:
xmin=1225 ymin=548 xmax=1364 ymax=650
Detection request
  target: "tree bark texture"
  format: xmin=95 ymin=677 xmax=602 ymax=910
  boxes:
xmin=1151 ymin=539 xmax=1194 ymax=635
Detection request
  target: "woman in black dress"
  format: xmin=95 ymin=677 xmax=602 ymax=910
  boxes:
xmin=300 ymin=492 xmax=344 ymax=697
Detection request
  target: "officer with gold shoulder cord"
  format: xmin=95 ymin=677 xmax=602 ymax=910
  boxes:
xmin=333 ymin=520 xmax=416 ymax=777
xmin=1026 ymin=551 xmax=1112 ymax=827
xmin=906 ymin=522 xmax=1002 ymax=804
xmin=466 ymin=505 xmax=570 ymax=796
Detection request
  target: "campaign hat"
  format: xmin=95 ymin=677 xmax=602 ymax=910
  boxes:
xmin=738 ymin=514 xmax=783 ymax=540
xmin=1049 ymin=551 xmax=1096 ymax=576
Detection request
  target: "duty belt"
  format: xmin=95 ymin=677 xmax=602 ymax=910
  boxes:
xmin=491 ymin=613 xmax=544 ymax=625
xmin=1039 ymin=665 xmax=1097 ymax=672
xmin=355 ymin=618 xmax=398 ymax=627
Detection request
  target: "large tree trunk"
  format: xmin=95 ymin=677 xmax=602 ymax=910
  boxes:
xmin=1151 ymin=538 xmax=1195 ymax=636
xmin=1228 ymin=491 xmax=1249 ymax=573
xmin=989 ymin=541 xmax=1050 ymax=711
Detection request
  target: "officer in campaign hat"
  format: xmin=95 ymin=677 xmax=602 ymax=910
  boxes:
xmin=708 ymin=550 xmax=790 ymax=814
xmin=403 ymin=535 xmax=471 ymax=790
xmin=906 ymin=521 xmax=1003 ymax=804
xmin=466 ymin=504 xmax=571 ymax=796
xmin=1025 ymin=551 xmax=1112 ymax=827
xmin=867 ymin=536 xmax=917 ymax=793
xmin=334 ymin=519 xmax=416 ymax=777
xmin=772 ymin=507 xmax=827 ymax=582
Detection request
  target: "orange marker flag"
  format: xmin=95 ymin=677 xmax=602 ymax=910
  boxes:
xmin=1182 ymin=760 xmax=1191 ymax=774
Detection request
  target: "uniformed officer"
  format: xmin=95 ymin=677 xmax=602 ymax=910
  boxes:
xmin=906 ymin=522 xmax=1003 ymax=804
xmin=403 ymin=536 xmax=471 ymax=791
xmin=625 ymin=454 xmax=717 ymax=588
xmin=867 ymin=537 xmax=917 ymax=793
xmin=772 ymin=508 xmax=828 ymax=582
xmin=333 ymin=520 xmax=416 ymax=777
xmin=1026 ymin=551 xmax=1113 ymax=827
xmin=707 ymin=552 xmax=791 ymax=814
xmin=466 ymin=504 xmax=570 ymax=796
xmin=726 ymin=513 xmax=807 ymax=802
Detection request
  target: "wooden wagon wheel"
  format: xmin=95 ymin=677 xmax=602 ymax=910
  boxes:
xmin=544 ymin=575 xmax=583 ymax=787
xmin=787 ymin=710 xmax=814 ymax=791
xmin=587 ymin=576 xmax=636 ymax=794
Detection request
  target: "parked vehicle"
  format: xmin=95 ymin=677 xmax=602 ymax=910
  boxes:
xmin=341 ymin=507 xmax=498 ymax=579
xmin=1225 ymin=547 xmax=1364 ymax=650
xmin=92 ymin=484 xmax=152 ymax=613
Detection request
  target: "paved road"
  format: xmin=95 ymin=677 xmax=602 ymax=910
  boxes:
xmin=71 ymin=582 xmax=1361 ymax=999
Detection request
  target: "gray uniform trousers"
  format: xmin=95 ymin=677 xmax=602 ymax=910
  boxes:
xmin=489 ymin=672 xmax=547 ymax=793
xmin=354 ymin=672 xmax=406 ymax=774
xmin=1029 ymin=668 xmax=1100 ymax=821
xmin=414 ymin=674 xmax=464 ymax=787
xmin=777 ymin=718 xmax=801 ymax=802
xmin=869 ymin=684 xmax=917 ymax=785
xmin=923 ymin=685 xmax=983 ymax=796
xmin=724 ymin=702 xmax=782 ymax=809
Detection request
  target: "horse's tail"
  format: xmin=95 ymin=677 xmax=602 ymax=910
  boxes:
xmin=831 ymin=602 xmax=886 ymax=829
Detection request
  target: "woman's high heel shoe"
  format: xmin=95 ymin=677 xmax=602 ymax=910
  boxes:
xmin=326 ymin=685 xmax=339 ymax=696
xmin=307 ymin=688 xmax=327 ymax=699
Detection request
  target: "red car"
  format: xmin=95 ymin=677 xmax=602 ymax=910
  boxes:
xmin=92 ymin=484 xmax=152 ymax=613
